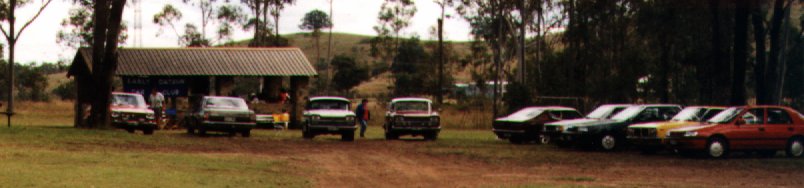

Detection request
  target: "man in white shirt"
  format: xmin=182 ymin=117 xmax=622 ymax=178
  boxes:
xmin=149 ymin=88 xmax=165 ymax=127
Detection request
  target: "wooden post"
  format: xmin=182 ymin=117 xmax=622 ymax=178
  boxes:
xmin=289 ymin=76 xmax=309 ymax=129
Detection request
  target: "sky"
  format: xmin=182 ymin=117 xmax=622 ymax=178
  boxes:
xmin=4 ymin=0 xmax=473 ymax=64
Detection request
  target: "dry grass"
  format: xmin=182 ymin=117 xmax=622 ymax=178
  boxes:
xmin=0 ymin=100 xmax=74 ymax=127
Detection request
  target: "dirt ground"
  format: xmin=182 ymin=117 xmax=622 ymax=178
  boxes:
xmin=195 ymin=132 xmax=804 ymax=188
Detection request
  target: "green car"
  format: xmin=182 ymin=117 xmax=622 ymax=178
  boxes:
xmin=186 ymin=96 xmax=256 ymax=137
xmin=544 ymin=104 xmax=681 ymax=151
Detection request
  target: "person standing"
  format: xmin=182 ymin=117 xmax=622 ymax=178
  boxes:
xmin=354 ymin=99 xmax=370 ymax=138
xmin=149 ymin=88 xmax=165 ymax=128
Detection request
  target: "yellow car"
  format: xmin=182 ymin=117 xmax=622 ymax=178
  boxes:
xmin=627 ymin=106 xmax=725 ymax=153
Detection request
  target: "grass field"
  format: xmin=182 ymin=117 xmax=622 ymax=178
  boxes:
xmin=3 ymin=101 xmax=804 ymax=187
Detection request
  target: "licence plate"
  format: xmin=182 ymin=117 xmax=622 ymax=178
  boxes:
xmin=328 ymin=127 xmax=338 ymax=131
xmin=225 ymin=117 xmax=235 ymax=122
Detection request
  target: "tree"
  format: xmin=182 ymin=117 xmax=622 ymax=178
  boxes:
xmin=433 ymin=0 xmax=453 ymax=106
xmin=153 ymin=1 xmax=246 ymax=46
xmin=266 ymin=0 xmax=295 ymax=46
xmin=86 ymin=0 xmax=126 ymax=128
xmin=299 ymin=9 xmax=332 ymax=64
xmin=731 ymin=0 xmax=749 ymax=105
xmin=372 ymin=0 xmax=417 ymax=67
xmin=57 ymin=0 xmax=127 ymax=49
xmin=0 ymin=0 xmax=53 ymax=126
xmin=331 ymin=55 xmax=369 ymax=93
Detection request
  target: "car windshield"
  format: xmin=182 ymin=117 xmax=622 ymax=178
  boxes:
xmin=671 ymin=107 xmax=704 ymax=121
xmin=506 ymin=108 xmax=544 ymax=120
xmin=393 ymin=101 xmax=429 ymax=112
xmin=204 ymin=97 xmax=248 ymax=110
xmin=309 ymin=100 xmax=350 ymax=110
xmin=111 ymin=94 xmax=146 ymax=108
xmin=611 ymin=106 xmax=644 ymax=121
xmin=586 ymin=106 xmax=620 ymax=119
xmin=707 ymin=107 xmax=743 ymax=124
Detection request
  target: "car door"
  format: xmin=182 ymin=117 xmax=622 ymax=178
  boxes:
xmin=728 ymin=108 xmax=766 ymax=150
xmin=763 ymin=108 xmax=795 ymax=149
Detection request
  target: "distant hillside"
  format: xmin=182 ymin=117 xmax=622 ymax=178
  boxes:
xmin=224 ymin=32 xmax=477 ymax=96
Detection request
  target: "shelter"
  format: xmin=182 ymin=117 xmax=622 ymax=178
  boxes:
xmin=68 ymin=48 xmax=317 ymax=128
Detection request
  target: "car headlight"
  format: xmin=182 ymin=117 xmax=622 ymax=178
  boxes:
xmin=311 ymin=115 xmax=320 ymax=121
xmin=145 ymin=113 xmax=155 ymax=120
xmin=684 ymin=131 xmax=698 ymax=137
xmin=345 ymin=116 xmax=355 ymax=122
xmin=578 ymin=127 xmax=589 ymax=132
xmin=666 ymin=131 xmax=672 ymax=137
xmin=111 ymin=112 xmax=120 ymax=118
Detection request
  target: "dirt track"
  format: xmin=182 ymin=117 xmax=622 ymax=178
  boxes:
xmin=219 ymin=133 xmax=804 ymax=188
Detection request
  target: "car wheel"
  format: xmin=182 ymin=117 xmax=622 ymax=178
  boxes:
xmin=599 ymin=134 xmax=617 ymax=151
xmin=424 ymin=132 xmax=438 ymax=141
xmin=385 ymin=132 xmax=399 ymax=140
xmin=143 ymin=128 xmax=154 ymax=135
xmin=537 ymin=134 xmax=550 ymax=145
xmin=706 ymin=137 xmax=729 ymax=159
xmin=341 ymin=131 xmax=355 ymax=141
xmin=786 ymin=137 xmax=803 ymax=158
xmin=242 ymin=130 xmax=251 ymax=137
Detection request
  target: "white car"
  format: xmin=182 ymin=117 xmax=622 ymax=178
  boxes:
xmin=302 ymin=96 xmax=358 ymax=141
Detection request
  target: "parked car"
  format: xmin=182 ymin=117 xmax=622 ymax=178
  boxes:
xmin=544 ymin=104 xmax=682 ymax=151
xmin=493 ymin=106 xmax=583 ymax=144
xmin=627 ymin=106 xmax=725 ymax=153
xmin=542 ymin=104 xmax=631 ymax=145
xmin=185 ymin=96 xmax=256 ymax=137
xmin=301 ymin=96 xmax=358 ymax=141
xmin=110 ymin=92 xmax=157 ymax=135
xmin=384 ymin=97 xmax=440 ymax=140
xmin=666 ymin=106 xmax=804 ymax=158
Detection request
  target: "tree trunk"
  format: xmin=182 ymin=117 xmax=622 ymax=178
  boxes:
xmin=5 ymin=0 xmax=16 ymax=127
xmin=437 ymin=18 xmax=444 ymax=106
xmin=89 ymin=0 xmax=127 ymax=129
xmin=766 ymin=0 xmax=787 ymax=105
xmin=703 ymin=0 xmax=723 ymax=105
xmin=752 ymin=0 xmax=768 ymax=105
xmin=730 ymin=0 xmax=749 ymax=105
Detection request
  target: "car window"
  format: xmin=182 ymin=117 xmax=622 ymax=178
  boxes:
xmin=548 ymin=111 xmax=563 ymax=120
xmin=742 ymin=108 xmax=765 ymax=125
xmin=563 ymin=111 xmax=583 ymax=119
xmin=608 ymin=107 xmax=626 ymax=118
xmin=659 ymin=107 xmax=681 ymax=120
xmin=308 ymin=100 xmax=350 ymax=110
xmin=634 ymin=107 xmax=660 ymax=122
xmin=767 ymin=108 xmax=793 ymax=125
xmin=204 ymin=97 xmax=248 ymax=110
xmin=701 ymin=109 xmax=723 ymax=121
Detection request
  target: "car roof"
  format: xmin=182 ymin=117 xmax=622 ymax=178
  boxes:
xmin=520 ymin=106 xmax=578 ymax=111
xmin=111 ymin=92 xmax=142 ymax=97
xmin=309 ymin=96 xmax=350 ymax=102
xmin=597 ymin=104 xmax=633 ymax=108
xmin=633 ymin=104 xmax=682 ymax=108
xmin=203 ymin=96 xmax=245 ymax=100
xmin=391 ymin=97 xmax=431 ymax=103
xmin=683 ymin=106 xmax=727 ymax=110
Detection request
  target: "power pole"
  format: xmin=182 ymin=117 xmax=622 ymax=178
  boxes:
xmin=437 ymin=18 xmax=444 ymax=106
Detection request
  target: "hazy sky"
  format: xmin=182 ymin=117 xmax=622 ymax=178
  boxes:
xmin=4 ymin=0 xmax=472 ymax=64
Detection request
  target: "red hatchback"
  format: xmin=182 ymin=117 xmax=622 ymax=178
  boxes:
xmin=666 ymin=106 xmax=804 ymax=158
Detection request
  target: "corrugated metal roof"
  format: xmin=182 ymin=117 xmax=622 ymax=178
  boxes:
xmin=75 ymin=48 xmax=317 ymax=76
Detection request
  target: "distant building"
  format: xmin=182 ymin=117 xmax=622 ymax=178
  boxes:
xmin=453 ymin=81 xmax=508 ymax=98
xmin=67 ymin=47 xmax=317 ymax=128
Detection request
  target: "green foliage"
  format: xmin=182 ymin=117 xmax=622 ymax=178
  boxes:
xmin=153 ymin=1 xmax=246 ymax=46
xmin=57 ymin=0 xmax=127 ymax=49
xmin=331 ymin=55 xmax=369 ymax=92
xmin=392 ymin=37 xmax=432 ymax=96
xmin=299 ymin=9 xmax=331 ymax=35
xmin=52 ymin=80 xmax=76 ymax=100
xmin=0 ymin=61 xmax=52 ymax=102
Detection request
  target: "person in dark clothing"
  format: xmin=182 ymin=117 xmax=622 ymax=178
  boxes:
xmin=354 ymin=99 xmax=370 ymax=138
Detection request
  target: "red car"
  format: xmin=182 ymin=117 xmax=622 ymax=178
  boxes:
xmin=666 ymin=106 xmax=804 ymax=158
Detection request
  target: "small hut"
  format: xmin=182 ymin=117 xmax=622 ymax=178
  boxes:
xmin=67 ymin=47 xmax=317 ymax=128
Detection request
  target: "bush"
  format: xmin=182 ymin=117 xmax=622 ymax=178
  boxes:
xmin=53 ymin=80 xmax=77 ymax=100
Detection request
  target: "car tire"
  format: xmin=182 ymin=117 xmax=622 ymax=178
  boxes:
xmin=537 ymin=134 xmax=550 ymax=145
xmin=424 ymin=132 xmax=438 ymax=141
xmin=143 ymin=128 xmax=154 ymax=135
xmin=242 ymin=130 xmax=251 ymax=137
xmin=706 ymin=137 xmax=729 ymax=159
xmin=385 ymin=132 xmax=399 ymax=140
xmin=599 ymin=134 xmax=618 ymax=151
xmin=341 ymin=131 xmax=355 ymax=141
xmin=786 ymin=137 xmax=803 ymax=158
